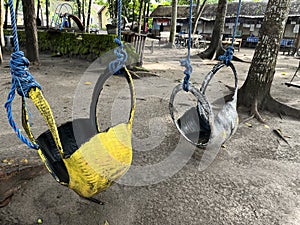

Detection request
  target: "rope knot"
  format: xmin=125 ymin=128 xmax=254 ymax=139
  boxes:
xmin=10 ymin=51 xmax=41 ymax=97
xmin=219 ymin=46 xmax=234 ymax=65
xmin=114 ymin=38 xmax=123 ymax=47
xmin=180 ymin=59 xmax=192 ymax=91
xmin=108 ymin=40 xmax=128 ymax=74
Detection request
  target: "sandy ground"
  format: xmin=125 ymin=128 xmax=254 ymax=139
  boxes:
xmin=0 ymin=40 xmax=299 ymax=225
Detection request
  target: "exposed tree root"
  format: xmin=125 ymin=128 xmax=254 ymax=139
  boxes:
xmin=240 ymin=114 xmax=255 ymax=124
xmin=250 ymin=98 xmax=266 ymax=123
xmin=196 ymin=50 xmax=248 ymax=63
xmin=265 ymin=95 xmax=300 ymax=120
xmin=239 ymin=95 xmax=300 ymax=124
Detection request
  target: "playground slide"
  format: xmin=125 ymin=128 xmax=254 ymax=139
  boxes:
xmin=68 ymin=14 xmax=84 ymax=31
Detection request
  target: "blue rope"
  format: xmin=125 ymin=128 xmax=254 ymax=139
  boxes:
xmin=8 ymin=51 xmax=41 ymax=96
xmin=108 ymin=0 xmax=128 ymax=74
xmin=108 ymin=38 xmax=128 ymax=74
xmin=8 ymin=0 xmax=19 ymax=52
xmin=4 ymin=0 xmax=41 ymax=149
xmin=219 ymin=0 xmax=242 ymax=65
xmin=181 ymin=0 xmax=193 ymax=92
xmin=231 ymin=0 xmax=242 ymax=47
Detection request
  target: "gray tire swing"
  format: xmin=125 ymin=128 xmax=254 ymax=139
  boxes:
xmin=169 ymin=0 xmax=241 ymax=165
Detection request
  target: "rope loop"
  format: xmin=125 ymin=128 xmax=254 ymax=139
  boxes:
xmin=108 ymin=38 xmax=128 ymax=74
xmin=219 ymin=46 xmax=234 ymax=66
xmin=4 ymin=87 xmax=39 ymax=149
xmin=10 ymin=51 xmax=41 ymax=97
xmin=180 ymin=58 xmax=192 ymax=91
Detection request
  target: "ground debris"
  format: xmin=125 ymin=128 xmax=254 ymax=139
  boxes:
xmin=0 ymin=155 xmax=46 ymax=207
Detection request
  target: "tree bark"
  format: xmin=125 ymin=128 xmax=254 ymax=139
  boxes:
xmin=86 ymin=0 xmax=92 ymax=33
xmin=22 ymin=0 xmax=39 ymax=64
xmin=169 ymin=0 xmax=178 ymax=46
xmin=4 ymin=3 xmax=8 ymax=29
xmin=82 ymin=0 xmax=86 ymax=28
xmin=238 ymin=0 xmax=299 ymax=120
xmin=192 ymin=0 xmax=207 ymax=36
xmin=131 ymin=0 xmax=135 ymax=30
xmin=0 ymin=0 xmax=4 ymax=64
xmin=76 ymin=0 xmax=81 ymax=20
xmin=46 ymin=0 xmax=49 ymax=29
xmin=15 ymin=0 xmax=20 ymax=25
xmin=197 ymin=0 xmax=227 ymax=59
xmin=137 ymin=0 xmax=144 ymax=34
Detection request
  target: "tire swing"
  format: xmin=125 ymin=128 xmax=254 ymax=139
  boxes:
xmin=5 ymin=0 xmax=135 ymax=203
xmin=169 ymin=0 xmax=240 ymax=166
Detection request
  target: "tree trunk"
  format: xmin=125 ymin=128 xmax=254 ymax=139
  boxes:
xmin=46 ymin=0 xmax=49 ymax=29
xmin=86 ymin=0 xmax=92 ymax=33
xmin=76 ymin=0 xmax=81 ymax=20
xmin=4 ymin=3 xmax=8 ymax=29
xmin=294 ymin=26 xmax=300 ymax=55
xmin=192 ymin=0 xmax=207 ymax=36
xmin=131 ymin=0 xmax=135 ymax=30
xmin=142 ymin=0 xmax=147 ymax=32
xmin=36 ymin=0 xmax=41 ymax=26
xmin=0 ymin=0 xmax=4 ymax=64
xmin=146 ymin=1 xmax=150 ymax=31
xmin=197 ymin=0 xmax=227 ymax=59
xmin=238 ymin=0 xmax=299 ymax=120
xmin=82 ymin=0 xmax=86 ymax=28
xmin=169 ymin=0 xmax=177 ymax=46
xmin=137 ymin=0 xmax=144 ymax=34
xmin=15 ymin=0 xmax=20 ymax=25
xmin=22 ymin=0 xmax=39 ymax=64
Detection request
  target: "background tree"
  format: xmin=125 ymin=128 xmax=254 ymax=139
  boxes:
xmin=130 ymin=0 xmax=136 ymax=30
xmin=76 ymin=0 xmax=81 ymax=20
xmin=0 ymin=0 xmax=4 ymax=64
xmin=22 ymin=0 xmax=39 ymax=64
xmin=197 ymin=0 xmax=227 ymax=59
xmin=238 ymin=0 xmax=300 ymax=120
xmin=86 ymin=0 xmax=92 ymax=32
xmin=192 ymin=0 xmax=207 ymax=35
xmin=82 ymin=0 xmax=86 ymax=28
xmin=169 ymin=0 xmax=177 ymax=46
xmin=137 ymin=0 xmax=144 ymax=33
xmin=4 ymin=1 xmax=8 ymax=29
xmin=45 ymin=0 xmax=49 ymax=28
xmin=15 ymin=0 xmax=20 ymax=24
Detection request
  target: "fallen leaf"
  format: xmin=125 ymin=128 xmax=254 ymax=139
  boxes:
xmin=84 ymin=81 xmax=92 ymax=85
xmin=245 ymin=122 xmax=252 ymax=127
xmin=21 ymin=158 xmax=28 ymax=163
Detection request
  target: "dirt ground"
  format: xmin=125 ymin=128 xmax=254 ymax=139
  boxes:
xmin=0 ymin=40 xmax=299 ymax=225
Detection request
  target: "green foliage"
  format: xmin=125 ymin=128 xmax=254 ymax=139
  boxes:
xmin=4 ymin=30 xmax=118 ymax=60
xmin=177 ymin=0 xmax=219 ymax=6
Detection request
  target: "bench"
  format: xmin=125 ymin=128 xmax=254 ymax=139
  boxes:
xmin=158 ymin=31 xmax=169 ymax=45
xmin=246 ymin=36 xmax=259 ymax=48
xmin=280 ymin=39 xmax=295 ymax=56
xmin=222 ymin=38 xmax=242 ymax=51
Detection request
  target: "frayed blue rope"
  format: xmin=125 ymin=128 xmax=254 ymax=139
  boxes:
xmin=108 ymin=38 xmax=128 ymax=74
xmin=9 ymin=51 xmax=41 ymax=96
xmin=180 ymin=0 xmax=193 ymax=92
xmin=219 ymin=0 xmax=241 ymax=65
xmin=5 ymin=85 xmax=39 ymax=149
xmin=219 ymin=46 xmax=234 ymax=65
xmin=4 ymin=51 xmax=41 ymax=149
xmin=180 ymin=59 xmax=192 ymax=92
